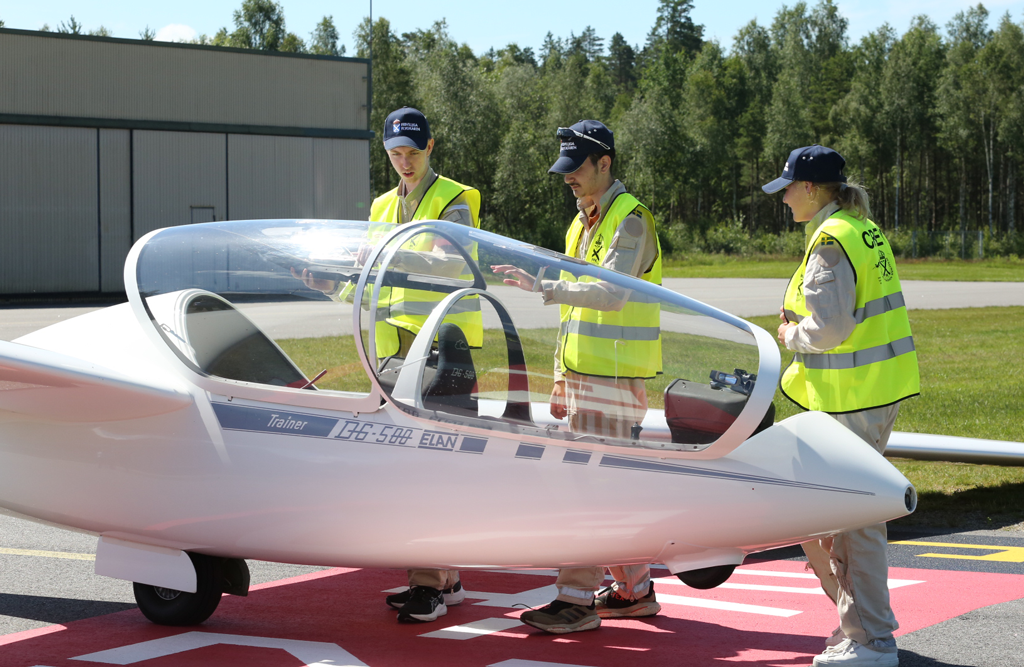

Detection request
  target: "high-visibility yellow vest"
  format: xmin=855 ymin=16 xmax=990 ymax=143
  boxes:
xmin=369 ymin=175 xmax=483 ymax=358
xmin=781 ymin=209 xmax=920 ymax=413
xmin=559 ymin=193 xmax=663 ymax=379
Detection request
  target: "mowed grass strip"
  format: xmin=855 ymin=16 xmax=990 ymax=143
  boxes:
xmin=664 ymin=255 xmax=1024 ymax=281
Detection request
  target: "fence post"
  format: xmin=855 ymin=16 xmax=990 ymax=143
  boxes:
xmin=978 ymin=230 xmax=984 ymax=260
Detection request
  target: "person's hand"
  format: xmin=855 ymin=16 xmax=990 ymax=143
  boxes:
xmin=356 ymin=243 xmax=375 ymax=266
xmin=290 ymin=267 xmax=338 ymax=294
xmin=491 ymin=264 xmax=537 ymax=292
xmin=550 ymin=380 xmax=567 ymax=420
xmin=779 ymin=305 xmax=787 ymax=322
xmin=778 ymin=321 xmax=797 ymax=345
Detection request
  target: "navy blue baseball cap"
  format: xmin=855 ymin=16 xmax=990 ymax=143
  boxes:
xmin=762 ymin=145 xmax=847 ymax=194
xmin=548 ymin=120 xmax=615 ymax=174
xmin=383 ymin=107 xmax=431 ymax=150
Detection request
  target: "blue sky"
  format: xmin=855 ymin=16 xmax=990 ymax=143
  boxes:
xmin=2 ymin=1 xmax=1022 ymax=56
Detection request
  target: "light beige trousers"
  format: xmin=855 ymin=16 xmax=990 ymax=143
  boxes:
xmin=802 ymin=405 xmax=901 ymax=652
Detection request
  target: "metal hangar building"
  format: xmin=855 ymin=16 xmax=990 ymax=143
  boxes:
xmin=0 ymin=28 xmax=372 ymax=297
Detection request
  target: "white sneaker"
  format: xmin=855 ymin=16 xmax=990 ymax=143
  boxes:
xmin=826 ymin=625 xmax=848 ymax=647
xmin=812 ymin=639 xmax=898 ymax=666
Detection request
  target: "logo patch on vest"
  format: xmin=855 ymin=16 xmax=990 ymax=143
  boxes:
xmin=875 ymin=250 xmax=894 ymax=282
xmin=816 ymin=233 xmax=836 ymax=248
xmin=590 ymin=234 xmax=604 ymax=262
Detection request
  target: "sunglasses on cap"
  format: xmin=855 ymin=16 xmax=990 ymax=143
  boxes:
xmin=556 ymin=127 xmax=611 ymax=151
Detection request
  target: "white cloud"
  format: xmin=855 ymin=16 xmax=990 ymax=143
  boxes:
xmin=155 ymin=24 xmax=199 ymax=43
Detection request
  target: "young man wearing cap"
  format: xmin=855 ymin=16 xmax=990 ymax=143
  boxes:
xmin=492 ymin=120 xmax=663 ymax=634
xmin=764 ymin=145 xmax=918 ymax=667
xmin=295 ymin=107 xmax=481 ymax=624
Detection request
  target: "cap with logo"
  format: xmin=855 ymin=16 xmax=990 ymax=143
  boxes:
xmin=383 ymin=107 xmax=432 ymax=151
xmin=548 ymin=120 xmax=615 ymax=174
xmin=762 ymin=145 xmax=847 ymax=194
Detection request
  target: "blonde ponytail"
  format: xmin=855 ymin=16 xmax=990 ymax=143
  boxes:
xmin=821 ymin=180 xmax=871 ymax=220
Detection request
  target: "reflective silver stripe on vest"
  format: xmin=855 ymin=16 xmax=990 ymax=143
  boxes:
xmin=381 ymin=298 xmax=481 ymax=319
xmin=795 ymin=336 xmax=916 ymax=370
xmin=853 ymin=291 xmax=906 ymax=323
xmin=565 ymin=319 xmax=661 ymax=341
xmin=786 ymin=291 xmax=906 ymax=325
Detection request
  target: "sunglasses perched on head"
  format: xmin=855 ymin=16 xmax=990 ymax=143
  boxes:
xmin=556 ymin=127 xmax=611 ymax=151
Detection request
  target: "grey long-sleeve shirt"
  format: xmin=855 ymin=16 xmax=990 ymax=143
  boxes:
xmin=783 ymin=201 xmax=857 ymax=354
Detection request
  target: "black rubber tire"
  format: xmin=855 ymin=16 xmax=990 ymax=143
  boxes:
xmin=676 ymin=564 xmax=736 ymax=590
xmin=133 ymin=553 xmax=223 ymax=626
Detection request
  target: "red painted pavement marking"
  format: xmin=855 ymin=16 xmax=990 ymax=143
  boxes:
xmin=1 ymin=561 xmax=1022 ymax=667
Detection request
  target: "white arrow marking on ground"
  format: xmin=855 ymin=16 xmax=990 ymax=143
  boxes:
xmin=69 ymin=631 xmax=368 ymax=666
xmin=489 ymin=660 xmax=596 ymax=667
xmin=420 ymin=617 xmax=527 ymax=640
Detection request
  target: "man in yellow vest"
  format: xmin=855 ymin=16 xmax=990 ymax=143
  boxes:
xmin=294 ymin=107 xmax=480 ymax=624
xmin=493 ymin=120 xmax=663 ymax=634
xmin=764 ymin=144 xmax=919 ymax=667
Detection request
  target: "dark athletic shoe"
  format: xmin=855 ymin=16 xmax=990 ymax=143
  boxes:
xmin=387 ymin=580 xmax=465 ymax=610
xmin=396 ymin=586 xmax=448 ymax=623
xmin=594 ymin=582 xmax=661 ymax=618
xmin=520 ymin=599 xmax=601 ymax=634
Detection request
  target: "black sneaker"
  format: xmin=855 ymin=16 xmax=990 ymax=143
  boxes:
xmin=396 ymin=586 xmax=448 ymax=623
xmin=520 ymin=599 xmax=601 ymax=634
xmin=594 ymin=582 xmax=661 ymax=618
xmin=387 ymin=580 xmax=465 ymax=610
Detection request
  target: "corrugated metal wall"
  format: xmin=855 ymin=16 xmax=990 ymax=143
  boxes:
xmin=0 ymin=32 xmax=367 ymax=131
xmin=0 ymin=31 xmax=371 ymax=296
xmin=133 ymin=130 xmax=228 ymax=237
xmin=228 ymin=135 xmax=370 ymax=220
xmin=99 ymin=129 xmax=131 ymax=292
xmin=0 ymin=125 xmax=99 ymax=293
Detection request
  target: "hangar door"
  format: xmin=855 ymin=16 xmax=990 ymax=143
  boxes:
xmin=0 ymin=125 xmax=100 ymax=294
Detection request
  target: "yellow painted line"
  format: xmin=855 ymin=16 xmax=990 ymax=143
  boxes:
xmin=893 ymin=540 xmax=1024 ymax=563
xmin=0 ymin=547 xmax=95 ymax=561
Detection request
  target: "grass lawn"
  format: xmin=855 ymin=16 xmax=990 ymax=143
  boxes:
xmin=278 ymin=306 xmax=1024 ymax=531
xmin=663 ymin=255 xmax=1024 ymax=281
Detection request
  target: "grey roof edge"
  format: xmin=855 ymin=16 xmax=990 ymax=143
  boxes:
xmin=0 ymin=114 xmax=375 ymax=140
xmin=0 ymin=27 xmax=371 ymax=65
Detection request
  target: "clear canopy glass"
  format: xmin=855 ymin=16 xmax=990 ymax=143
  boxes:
xmin=131 ymin=219 xmax=777 ymax=453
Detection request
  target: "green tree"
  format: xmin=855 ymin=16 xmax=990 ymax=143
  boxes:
xmin=646 ymin=0 xmax=704 ymax=58
xmin=733 ymin=20 xmax=777 ymax=229
xmin=881 ymin=16 xmax=944 ymax=230
xmin=356 ymin=17 xmax=417 ymax=196
xmin=57 ymin=16 xmax=83 ymax=34
xmin=88 ymin=26 xmax=112 ymax=37
xmin=937 ymin=5 xmax=992 ymax=243
xmin=139 ymin=26 xmax=156 ymax=40
xmin=227 ymin=0 xmax=286 ymax=50
xmin=310 ymin=15 xmax=343 ymax=56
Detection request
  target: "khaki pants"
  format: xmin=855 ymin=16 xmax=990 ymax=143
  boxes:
xmin=555 ymin=564 xmax=652 ymax=604
xmin=554 ymin=373 xmax=649 ymax=604
xmin=408 ymin=569 xmax=459 ymax=591
xmin=803 ymin=405 xmax=901 ymax=651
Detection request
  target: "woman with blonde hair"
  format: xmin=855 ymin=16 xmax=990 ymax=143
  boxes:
xmin=763 ymin=145 xmax=920 ymax=667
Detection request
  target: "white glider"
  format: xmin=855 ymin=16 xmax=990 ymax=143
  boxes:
xmin=0 ymin=219 xmax=915 ymax=626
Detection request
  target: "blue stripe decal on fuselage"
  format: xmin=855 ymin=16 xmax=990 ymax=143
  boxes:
xmin=599 ymin=455 xmax=874 ymax=495
xmin=212 ymin=403 xmax=338 ymax=437
xmin=516 ymin=444 xmax=545 ymax=460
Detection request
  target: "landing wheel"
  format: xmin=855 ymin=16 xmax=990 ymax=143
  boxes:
xmin=133 ymin=553 xmax=223 ymax=626
xmin=676 ymin=564 xmax=736 ymax=590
